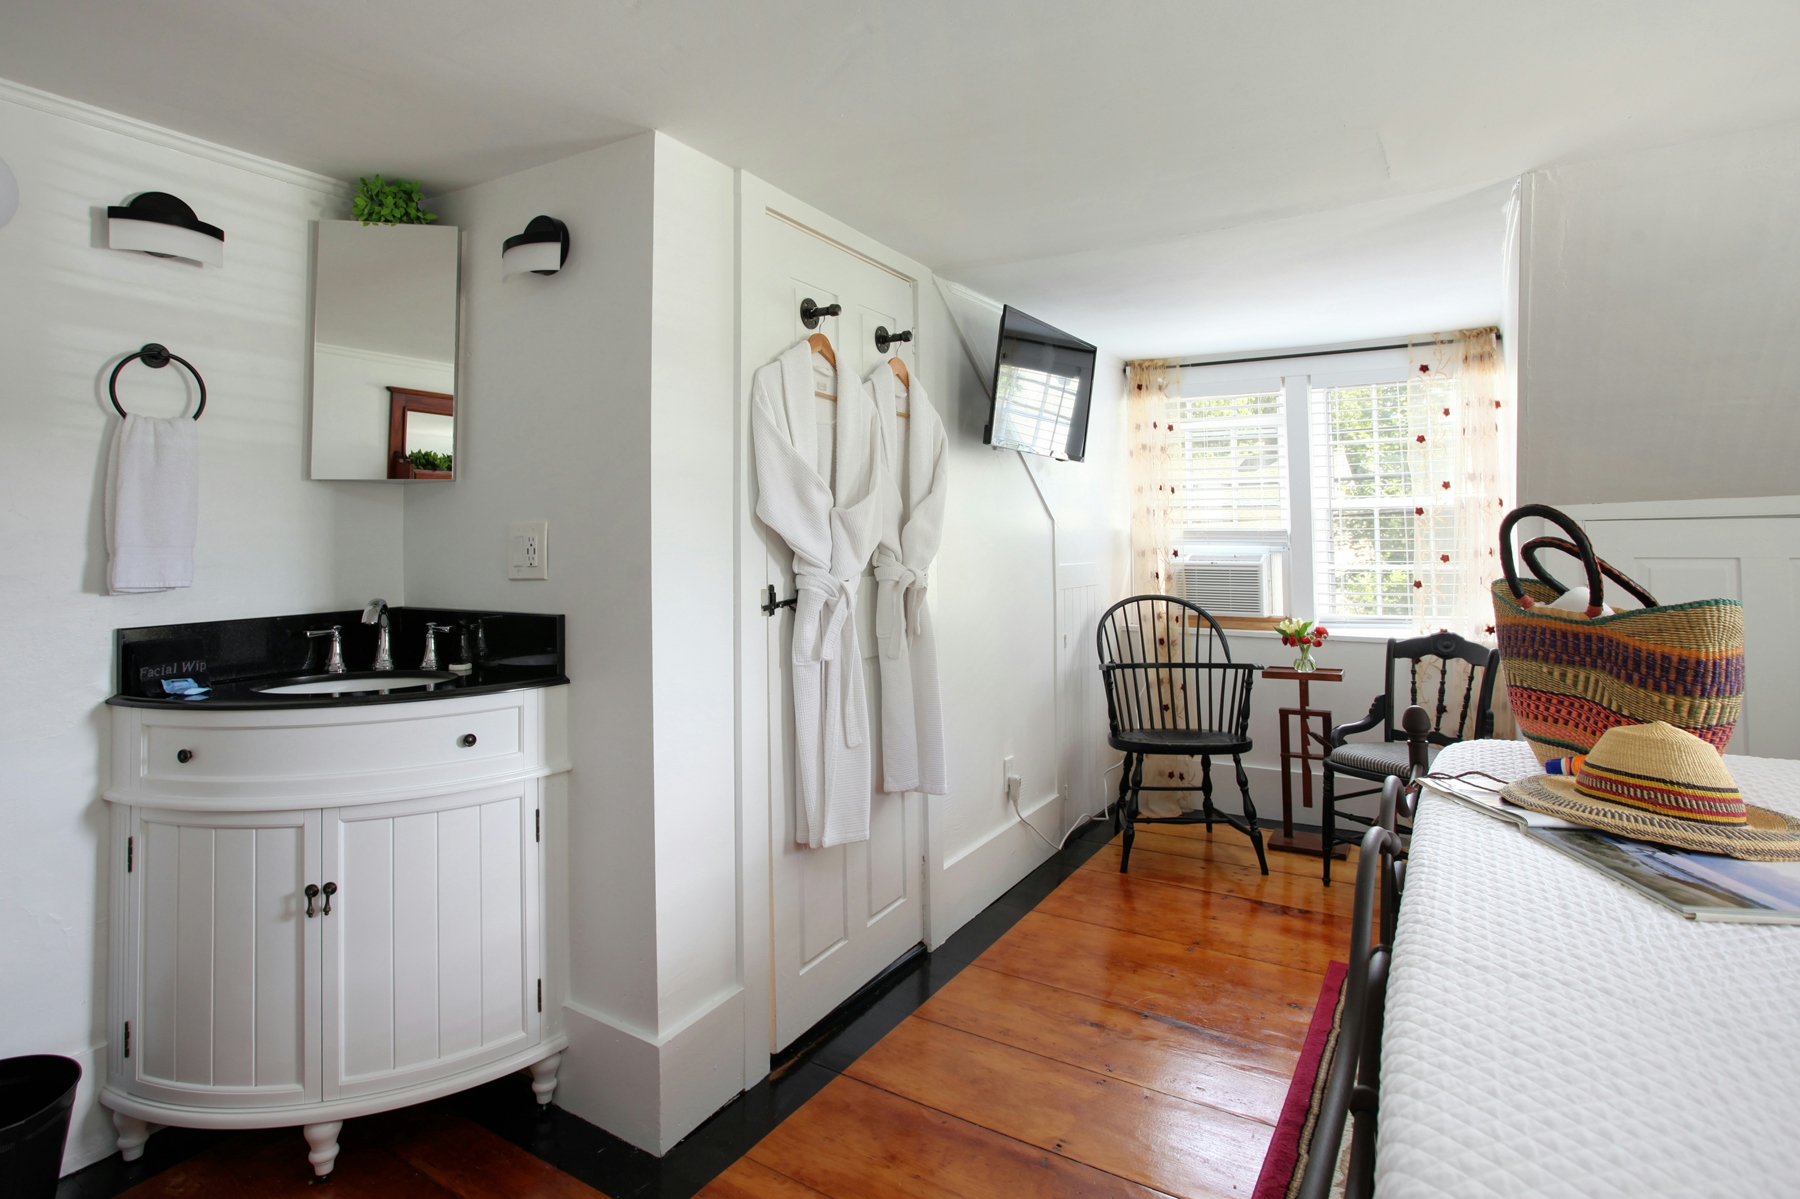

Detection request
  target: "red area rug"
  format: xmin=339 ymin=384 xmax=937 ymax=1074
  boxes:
xmin=1251 ymin=959 xmax=1348 ymax=1199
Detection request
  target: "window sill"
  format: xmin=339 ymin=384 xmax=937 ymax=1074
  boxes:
xmin=1226 ymin=626 xmax=1406 ymax=645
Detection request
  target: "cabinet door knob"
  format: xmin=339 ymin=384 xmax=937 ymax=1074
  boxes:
xmin=321 ymin=881 xmax=337 ymax=915
xmin=304 ymin=884 xmax=320 ymax=918
xmin=458 ymin=733 xmax=478 ymax=748
xmin=176 ymin=749 xmax=194 ymax=764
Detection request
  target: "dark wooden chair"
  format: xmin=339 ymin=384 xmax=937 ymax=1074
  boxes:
xmin=1096 ymin=595 xmax=1266 ymax=875
xmin=1319 ymin=632 xmax=1497 ymax=884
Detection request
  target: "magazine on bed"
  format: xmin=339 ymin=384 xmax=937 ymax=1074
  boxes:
xmin=1524 ymin=829 xmax=1800 ymax=924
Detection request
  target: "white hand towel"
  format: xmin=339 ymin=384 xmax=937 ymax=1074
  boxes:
xmin=106 ymin=414 xmax=198 ymax=593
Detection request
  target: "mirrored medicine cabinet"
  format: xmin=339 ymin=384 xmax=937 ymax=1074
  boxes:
xmin=309 ymin=220 xmax=460 ymax=481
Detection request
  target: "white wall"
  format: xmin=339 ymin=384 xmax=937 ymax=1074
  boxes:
xmin=920 ymin=289 xmax=1133 ymax=940
xmin=0 ymin=79 xmax=401 ymax=1174
xmin=1519 ymin=119 xmax=1800 ymax=505
xmin=409 ymin=131 xmax=742 ymax=1155
xmin=407 ymin=132 xmax=664 ymax=1138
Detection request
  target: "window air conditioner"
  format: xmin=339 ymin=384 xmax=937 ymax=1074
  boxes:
xmin=1179 ymin=549 xmax=1277 ymax=617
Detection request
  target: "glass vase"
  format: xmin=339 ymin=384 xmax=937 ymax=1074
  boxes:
xmin=1294 ymin=646 xmax=1316 ymax=672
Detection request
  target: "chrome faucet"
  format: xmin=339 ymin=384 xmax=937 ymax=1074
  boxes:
xmin=421 ymin=623 xmax=455 ymax=670
xmin=362 ymin=599 xmax=393 ymax=671
xmin=307 ymin=626 xmax=346 ymax=674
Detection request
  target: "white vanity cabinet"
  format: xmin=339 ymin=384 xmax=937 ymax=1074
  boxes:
xmin=102 ymin=686 xmax=569 ymax=1179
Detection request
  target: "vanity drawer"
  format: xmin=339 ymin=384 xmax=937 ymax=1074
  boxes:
xmin=139 ymin=702 xmax=523 ymax=786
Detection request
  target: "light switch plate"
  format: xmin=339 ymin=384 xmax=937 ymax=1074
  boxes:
xmin=508 ymin=522 xmax=548 ymax=580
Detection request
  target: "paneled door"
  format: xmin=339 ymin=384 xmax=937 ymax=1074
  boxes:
xmin=1576 ymin=508 xmax=1800 ymax=759
xmin=321 ymin=783 xmax=540 ymax=1100
xmin=124 ymin=806 xmax=321 ymax=1109
xmin=749 ymin=209 xmax=927 ymax=1050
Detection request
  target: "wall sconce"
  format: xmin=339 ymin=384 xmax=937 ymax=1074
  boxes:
xmin=107 ymin=192 xmax=224 ymax=266
xmin=502 ymin=215 xmax=569 ymax=279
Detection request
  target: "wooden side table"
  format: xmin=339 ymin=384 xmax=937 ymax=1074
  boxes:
xmin=1260 ymin=666 xmax=1347 ymax=859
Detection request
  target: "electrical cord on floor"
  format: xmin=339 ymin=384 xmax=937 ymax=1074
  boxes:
xmin=1011 ymin=759 xmax=1127 ymax=853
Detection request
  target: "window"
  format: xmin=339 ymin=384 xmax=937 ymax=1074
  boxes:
xmin=1168 ymin=391 xmax=1287 ymax=534
xmin=1310 ymin=378 xmax=1454 ymax=622
xmin=1160 ymin=338 xmax=1508 ymax=629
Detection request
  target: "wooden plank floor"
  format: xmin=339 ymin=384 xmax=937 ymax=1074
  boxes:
xmin=114 ymin=1107 xmax=606 ymax=1198
xmin=702 ymin=825 xmax=1349 ymax=1199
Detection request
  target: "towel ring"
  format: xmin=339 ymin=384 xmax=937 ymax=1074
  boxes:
xmin=110 ymin=343 xmax=206 ymax=420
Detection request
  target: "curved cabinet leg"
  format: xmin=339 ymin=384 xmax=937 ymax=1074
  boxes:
xmin=529 ymin=1052 xmax=563 ymax=1109
xmin=303 ymin=1121 xmax=343 ymax=1180
xmin=112 ymin=1111 xmax=153 ymax=1162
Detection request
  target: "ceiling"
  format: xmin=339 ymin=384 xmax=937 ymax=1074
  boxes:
xmin=7 ymin=1 xmax=1800 ymax=356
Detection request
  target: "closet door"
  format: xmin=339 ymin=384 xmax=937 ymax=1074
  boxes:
xmin=750 ymin=208 xmax=928 ymax=1051
xmin=321 ymin=783 xmax=540 ymax=1100
xmin=124 ymin=806 xmax=321 ymax=1109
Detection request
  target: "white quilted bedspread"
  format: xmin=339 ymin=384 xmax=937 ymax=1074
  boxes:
xmin=1377 ymin=740 xmax=1800 ymax=1198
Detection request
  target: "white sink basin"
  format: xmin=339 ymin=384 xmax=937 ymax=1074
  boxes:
xmin=255 ymin=672 xmax=455 ymax=696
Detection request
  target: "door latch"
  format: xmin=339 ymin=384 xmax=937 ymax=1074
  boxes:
xmin=761 ymin=585 xmax=797 ymax=617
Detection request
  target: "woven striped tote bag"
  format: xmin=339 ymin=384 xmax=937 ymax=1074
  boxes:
xmin=1493 ymin=504 xmax=1744 ymax=763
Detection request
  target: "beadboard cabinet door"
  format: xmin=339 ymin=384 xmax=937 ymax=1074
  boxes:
xmin=320 ymin=783 xmax=541 ymax=1101
xmin=122 ymin=806 xmax=322 ymax=1109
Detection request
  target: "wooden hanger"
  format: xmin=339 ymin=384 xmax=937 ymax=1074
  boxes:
xmin=888 ymin=357 xmax=912 ymax=416
xmin=807 ymin=332 xmax=836 ymax=369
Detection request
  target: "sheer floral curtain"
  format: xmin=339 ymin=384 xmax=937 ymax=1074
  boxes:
xmin=1409 ymin=326 xmax=1515 ymax=736
xmin=1127 ymin=359 xmax=1179 ymax=596
xmin=1409 ymin=327 xmax=1505 ymax=638
xmin=1124 ymin=361 xmax=1202 ymax=811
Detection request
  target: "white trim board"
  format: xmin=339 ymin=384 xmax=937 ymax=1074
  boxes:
xmin=1556 ymin=495 xmax=1800 ymax=521
xmin=0 ymin=75 xmax=351 ymax=196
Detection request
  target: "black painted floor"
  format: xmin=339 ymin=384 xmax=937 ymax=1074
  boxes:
xmin=56 ymin=816 xmax=1117 ymax=1199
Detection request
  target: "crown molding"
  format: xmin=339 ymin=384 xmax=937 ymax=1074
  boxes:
xmin=0 ymin=76 xmax=351 ymax=198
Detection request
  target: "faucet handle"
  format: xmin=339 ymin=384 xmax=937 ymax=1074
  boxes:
xmin=421 ymin=622 xmax=456 ymax=671
xmin=306 ymin=626 xmax=346 ymax=674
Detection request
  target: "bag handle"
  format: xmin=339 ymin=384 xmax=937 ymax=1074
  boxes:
xmin=1498 ymin=504 xmax=1605 ymax=617
xmin=1520 ymin=537 xmax=1658 ymax=609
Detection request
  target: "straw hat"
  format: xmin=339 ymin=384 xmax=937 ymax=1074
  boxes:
xmin=1502 ymin=721 xmax=1800 ymax=861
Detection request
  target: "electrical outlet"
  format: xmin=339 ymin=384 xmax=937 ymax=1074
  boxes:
xmin=1003 ymin=755 xmax=1022 ymax=804
xmin=508 ymin=522 xmax=548 ymax=580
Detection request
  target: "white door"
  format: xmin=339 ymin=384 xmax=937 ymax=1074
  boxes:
xmin=125 ymin=806 xmax=321 ymax=1109
xmin=749 ymin=209 xmax=928 ymax=1050
xmin=321 ymin=783 xmax=540 ymax=1099
xmin=1577 ymin=512 xmax=1800 ymax=758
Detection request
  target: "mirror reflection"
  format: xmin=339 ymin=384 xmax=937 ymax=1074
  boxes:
xmin=309 ymin=220 xmax=460 ymax=481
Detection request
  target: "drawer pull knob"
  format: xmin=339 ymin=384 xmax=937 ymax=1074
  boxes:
xmin=321 ymin=881 xmax=337 ymax=915
xmin=459 ymin=733 xmax=478 ymax=748
xmin=304 ymin=884 xmax=320 ymax=918
xmin=176 ymin=749 xmax=194 ymax=764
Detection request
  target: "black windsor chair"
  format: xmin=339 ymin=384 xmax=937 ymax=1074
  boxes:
xmin=1097 ymin=595 xmax=1266 ymax=875
xmin=1319 ymin=631 xmax=1497 ymax=884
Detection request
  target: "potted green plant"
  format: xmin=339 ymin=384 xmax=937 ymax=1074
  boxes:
xmin=353 ymin=175 xmax=438 ymax=226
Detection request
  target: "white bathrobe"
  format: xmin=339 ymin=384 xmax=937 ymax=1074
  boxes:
xmin=868 ymin=362 xmax=949 ymax=795
xmin=752 ymin=340 xmax=885 ymax=847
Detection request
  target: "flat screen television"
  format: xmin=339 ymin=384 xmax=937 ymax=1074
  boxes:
xmin=984 ymin=305 xmax=1097 ymax=461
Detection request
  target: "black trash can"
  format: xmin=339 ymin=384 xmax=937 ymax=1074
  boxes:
xmin=0 ymin=1056 xmax=82 ymax=1199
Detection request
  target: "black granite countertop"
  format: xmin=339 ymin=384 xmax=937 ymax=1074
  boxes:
xmin=109 ymin=607 xmax=566 ymax=710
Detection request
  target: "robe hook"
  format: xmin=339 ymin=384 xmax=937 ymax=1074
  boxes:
xmin=760 ymin=584 xmax=798 ymax=617
xmin=800 ymin=298 xmax=841 ymax=329
xmin=874 ymin=326 xmax=913 ymax=354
